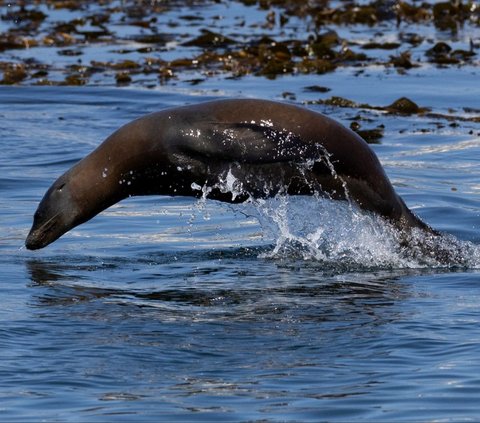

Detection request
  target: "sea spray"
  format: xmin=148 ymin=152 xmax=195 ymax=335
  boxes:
xmin=187 ymin=161 xmax=480 ymax=269
xmin=250 ymin=195 xmax=410 ymax=267
xmin=245 ymin=194 xmax=480 ymax=268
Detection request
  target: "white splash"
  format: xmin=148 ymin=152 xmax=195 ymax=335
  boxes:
xmin=246 ymin=195 xmax=480 ymax=269
xmin=217 ymin=168 xmax=244 ymax=201
xmin=185 ymin=153 xmax=480 ymax=269
xmin=250 ymin=196 xmax=402 ymax=266
xmin=191 ymin=182 xmax=203 ymax=191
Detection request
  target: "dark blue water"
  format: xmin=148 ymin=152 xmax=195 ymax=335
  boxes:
xmin=1 ymin=69 xmax=480 ymax=422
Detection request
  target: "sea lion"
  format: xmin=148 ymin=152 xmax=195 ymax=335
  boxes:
xmin=25 ymin=98 xmax=435 ymax=250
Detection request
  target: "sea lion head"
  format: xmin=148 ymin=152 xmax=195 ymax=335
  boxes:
xmin=26 ymin=174 xmax=80 ymax=250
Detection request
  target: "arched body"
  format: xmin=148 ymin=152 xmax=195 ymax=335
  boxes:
xmin=26 ymin=99 xmax=433 ymax=250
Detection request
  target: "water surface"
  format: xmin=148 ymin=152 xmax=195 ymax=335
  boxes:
xmin=1 ymin=2 xmax=480 ymax=418
xmin=1 ymin=80 xmax=480 ymax=421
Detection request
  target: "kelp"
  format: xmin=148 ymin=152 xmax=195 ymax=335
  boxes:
xmin=0 ymin=0 xmax=477 ymax=86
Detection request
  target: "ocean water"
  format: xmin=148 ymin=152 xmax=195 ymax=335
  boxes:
xmin=1 ymin=77 xmax=480 ymax=421
xmin=1 ymin=0 xmax=480 ymax=417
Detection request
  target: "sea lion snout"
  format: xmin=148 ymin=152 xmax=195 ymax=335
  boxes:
xmin=26 ymin=177 xmax=78 ymax=250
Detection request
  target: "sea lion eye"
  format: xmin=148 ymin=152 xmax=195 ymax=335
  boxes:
xmin=57 ymin=183 xmax=65 ymax=192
